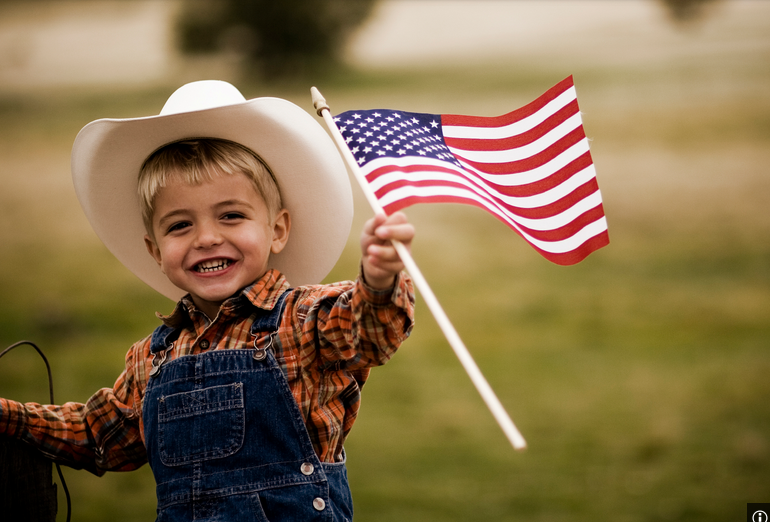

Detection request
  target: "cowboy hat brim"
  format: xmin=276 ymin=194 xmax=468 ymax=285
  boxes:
xmin=71 ymin=94 xmax=353 ymax=301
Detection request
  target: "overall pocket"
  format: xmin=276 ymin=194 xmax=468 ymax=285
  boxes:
xmin=157 ymin=382 xmax=245 ymax=466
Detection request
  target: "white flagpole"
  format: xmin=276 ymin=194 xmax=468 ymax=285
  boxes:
xmin=311 ymin=87 xmax=527 ymax=451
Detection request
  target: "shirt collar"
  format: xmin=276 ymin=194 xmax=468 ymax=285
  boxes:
xmin=157 ymin=269 xmax=290 ymax=328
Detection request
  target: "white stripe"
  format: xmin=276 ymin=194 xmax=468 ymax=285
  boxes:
xmin=446 ymin=112 xmax=583 ymax=164
xmin=379 ymin=184 xmax=607 ymax=254
xmin=369 ymin=162 xmax=598 ymax=210
xmin=441 ymin=86 xmax=577 ymax=140
xmin=377 ymin=178 xmax=603 ymax=231
xmin=361 ymin=138 xmax=591 ymax=188
xmin=458 ymin=138 xmax=590 ymax=187
xmin=455 ymin=139 xmax=590 ymax=186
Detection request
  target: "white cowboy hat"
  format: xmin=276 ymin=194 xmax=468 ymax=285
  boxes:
xmin=71 ymin=80 xmax=353 ymax=301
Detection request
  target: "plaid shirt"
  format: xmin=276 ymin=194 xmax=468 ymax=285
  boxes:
xmin=0 ymin=269 xmax=414 ymax=475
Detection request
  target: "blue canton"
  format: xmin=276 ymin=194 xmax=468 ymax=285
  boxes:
xmin=333 ymin=110 xmax=461 ymax=168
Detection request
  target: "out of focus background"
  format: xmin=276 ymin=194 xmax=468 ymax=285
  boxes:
xmin=1 ymin=0 xmax=768 ymax=520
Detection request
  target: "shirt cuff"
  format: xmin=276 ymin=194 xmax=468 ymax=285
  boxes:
xmin=358 ymin=268 xmax=414 ymax=310
xmin=0 ymin=398 xmax=26 ymax=438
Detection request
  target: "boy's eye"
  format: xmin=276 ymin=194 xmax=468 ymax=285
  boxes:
xmin=222 ymin=212 xmax=245 ymax=221
xmin=167 ymin=221 xmax=190 ymax=233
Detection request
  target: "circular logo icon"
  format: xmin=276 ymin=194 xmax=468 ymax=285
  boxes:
xmin=753 ymin=510 xmax=768 ymax=522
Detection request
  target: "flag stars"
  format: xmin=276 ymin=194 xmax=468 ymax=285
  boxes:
xmin=337 ymin=109 xmax=455 ymax=167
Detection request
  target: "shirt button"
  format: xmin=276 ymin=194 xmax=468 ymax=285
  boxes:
xmin=300 ymin=462 xmax=314 ymax=476
xmin=312 ymin=498 xmax=326 ymax=511
xmin=199 ymin=339 xmax=210 ymax=349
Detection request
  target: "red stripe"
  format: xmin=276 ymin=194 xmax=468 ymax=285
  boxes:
xmin=441 ymin=76 xmax=574 ymax=128
xmin=512 ymin=204 xmax=606 ymax=242
xmin=538 ymin=231 xmax=610 ymax=265
xmin=365 ymin=151 xmax=594 ymax=201
xmin=387 ymin=194 xmax=606 ymax=243
xmin=444 ymin=99 xmax=579 ymax=151
xmin=376 ymin=175 xmax=602 ymax=224
xmin=455 ymin=126 xmax=586 ymax=175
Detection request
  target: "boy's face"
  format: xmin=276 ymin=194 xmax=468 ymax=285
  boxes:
xmin=144 ymin=171 xmax=290 ymax=318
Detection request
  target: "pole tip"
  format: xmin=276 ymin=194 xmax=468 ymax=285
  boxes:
xmin=310 ymin=86 xmax=329 ymax=116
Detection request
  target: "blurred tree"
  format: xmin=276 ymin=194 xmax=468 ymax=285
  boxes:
xmin=176 ymin=0 xmax=377 ymax=80
xmin=658 ymin=0 xmax=722 ymax=24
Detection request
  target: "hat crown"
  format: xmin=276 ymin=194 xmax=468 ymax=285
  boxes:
xmin=160 ymin=80 xmax=246 ymax=116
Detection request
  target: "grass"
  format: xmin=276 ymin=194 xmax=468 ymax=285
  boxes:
xmin=1 ymin=23 xmax=769 ymax=522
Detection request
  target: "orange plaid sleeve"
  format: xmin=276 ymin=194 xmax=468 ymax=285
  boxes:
xmin=0 ymin=344 xmax=147 ymax=475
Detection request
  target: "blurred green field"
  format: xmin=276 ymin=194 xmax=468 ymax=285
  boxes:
xmin=1 ymin=13 xmax=770 ymax=522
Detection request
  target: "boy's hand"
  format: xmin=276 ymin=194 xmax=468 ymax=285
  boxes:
xmin=360 ymin=212 xmax=415 ymax=290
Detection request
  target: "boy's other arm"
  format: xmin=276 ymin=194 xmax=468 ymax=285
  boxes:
xmin=0 ymin=346 xmax=147 ymax=476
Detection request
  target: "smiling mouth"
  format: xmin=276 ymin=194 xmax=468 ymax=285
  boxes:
xmin=195 ymin=259 xmax=232 ymax=273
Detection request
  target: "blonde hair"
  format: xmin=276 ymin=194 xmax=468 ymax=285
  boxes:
xmin=138 ymin=139 xmax=282 ymax=234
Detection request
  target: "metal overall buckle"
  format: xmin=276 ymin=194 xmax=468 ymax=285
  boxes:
xmin=252 ymin=333 xmax=276 ymax=361
xmin=149 ymin=344 xmax=173 ymax=377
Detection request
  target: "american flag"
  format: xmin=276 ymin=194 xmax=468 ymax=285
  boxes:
xmin=333 ymin=76 xmax=609 ymax=265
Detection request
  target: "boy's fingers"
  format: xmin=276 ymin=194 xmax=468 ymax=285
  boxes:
xmin=362 ymin=213 xmax=387 ymax=236
xmin=375 ymin=223 xmax=415 ymax=242
xmin=367 ymin=243 xmax=402 ymax=262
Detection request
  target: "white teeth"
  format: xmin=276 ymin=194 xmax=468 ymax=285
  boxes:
xmin=196 ymin=259 xmax=231 ymax=273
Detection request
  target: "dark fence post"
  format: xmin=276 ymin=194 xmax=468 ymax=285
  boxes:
xmin=0 ymin=438 xmax=58 ymax=521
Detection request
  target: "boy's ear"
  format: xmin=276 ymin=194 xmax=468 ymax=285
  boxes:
xmin=271 ymin=210 xmax=291 ymax=255
xmin=144 ymin=234 xmax=164 ymax=272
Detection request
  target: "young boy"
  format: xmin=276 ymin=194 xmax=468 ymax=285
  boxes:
xmin=0 ymin=81 xmax=415 ymax=521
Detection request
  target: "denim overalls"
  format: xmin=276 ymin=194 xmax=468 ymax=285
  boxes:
xmin=142 ymin=292 xmax=354 ymax=521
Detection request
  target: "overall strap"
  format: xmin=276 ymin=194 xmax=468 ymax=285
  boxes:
xmin=250 ymin=289 xmax=292 ymax=336
xmin=149 ymin=324 xmax=180 ymax=355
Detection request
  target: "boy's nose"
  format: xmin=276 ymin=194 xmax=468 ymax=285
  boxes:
xmin=193 ymin=223 xmax=224 ymax=249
